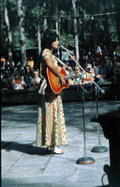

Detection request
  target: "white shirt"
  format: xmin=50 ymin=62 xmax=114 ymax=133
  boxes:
xmin=96 ymin=46 xmax=102 ymax=53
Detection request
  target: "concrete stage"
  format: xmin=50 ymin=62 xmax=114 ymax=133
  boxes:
xmin=1 ymin=100 xmax=119 ymax=187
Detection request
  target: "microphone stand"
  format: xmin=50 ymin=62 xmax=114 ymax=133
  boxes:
xmin=76 ymin=83 xmax=95 ymax=164
xmin=62 ymin=49 xmax=105 ymax=94
xmin=59 ymin=44 xmax=74 ymax=55
xmin=59 ymin=45 xmax=106 ymax=159
xmin=91 ymin=86 xmax=108 ymax=153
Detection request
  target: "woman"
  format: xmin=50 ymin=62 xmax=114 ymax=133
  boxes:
xmin=36 ymin=30 xmax=68 ymax=154
xmin=11 ymin=73 xmax=26 ymax=90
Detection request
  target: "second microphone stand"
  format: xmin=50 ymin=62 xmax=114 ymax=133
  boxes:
xmin=91 ymin=86 xmax=108 ymax=153
xmin=76 ymin=83 xmax=95 ymax=164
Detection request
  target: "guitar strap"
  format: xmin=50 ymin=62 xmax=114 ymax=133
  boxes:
xmin=38 ymin=74 xmax=47 ymax=95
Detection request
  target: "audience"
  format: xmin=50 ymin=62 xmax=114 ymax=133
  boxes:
xmin=1 ymin=44 xmax=120 ymax=91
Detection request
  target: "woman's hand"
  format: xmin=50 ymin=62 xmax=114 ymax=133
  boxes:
xmin=59 ymin=74 xmax=66 ymax=86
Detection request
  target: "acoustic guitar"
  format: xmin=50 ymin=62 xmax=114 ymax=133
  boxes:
xmin=43 ymin=68 xmax=82 ymax=94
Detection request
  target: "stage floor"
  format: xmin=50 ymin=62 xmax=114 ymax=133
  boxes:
xmin=1 ymin=100 xmax=119 ymax=187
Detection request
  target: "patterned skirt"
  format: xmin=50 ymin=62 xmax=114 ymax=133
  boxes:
xmin=36 ymin=94 xmax=68 ymax=147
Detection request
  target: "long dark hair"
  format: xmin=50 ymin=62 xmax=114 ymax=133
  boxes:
xmin=41 ymin=29 xmax=59 ymax=50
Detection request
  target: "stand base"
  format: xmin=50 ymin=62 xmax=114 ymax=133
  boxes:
xmin=76 ymin=157 xmax=95 ymax=165
xmin=91 ymin=146 xmax=108 ymax=153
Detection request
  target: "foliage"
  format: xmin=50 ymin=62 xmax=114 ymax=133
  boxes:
xmin=60 ymin=31 xmax=75 ymax=47
xmin=1 ymin=0 xmax=120 ymax=55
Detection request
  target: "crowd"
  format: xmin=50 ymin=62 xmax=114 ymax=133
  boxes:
xmin=1 ymin=56 xmax=41 ymax=90
xmin=61 ymin=43 xmax=120 ymax=91
xmin=1 ymin=43 xmax=120 ymax=92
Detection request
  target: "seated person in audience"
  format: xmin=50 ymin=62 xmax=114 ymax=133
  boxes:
xmin=27 ymin=56 xmax=34 ymax=73
xmin=111 ymin=59 xmax=120 ymax=76
xmin=31 ymin=71 xmax=41 ymax=86
xmin=23 ymin=65 xmax=33 ymax=88
xmin=102 ymin=45 xmax=108 ymax=57
xmin=97 ymin=60 xmax=109 ymax=83
xmin=96 ymin=45 xmax=102 ymax=58
xmin=73 ymin=66 xmax=85 ymax=85
xmin=21 ymin=76 xmax=27 ymax=88
xmin=0 ymin=57 xmax=6 ymax=68
xmin=84 ymin=63 xmax=95 ymax=85
xmin=92 ymin=61 xmax=99 ymax=76
xmin=105 ymin=59 xmax=112 ymax=79
xmin=14 ymin=61 xmax=24 ymax=76
xmin=11 ymin=74 xmax=26 ymax=90
xmin=1 ymin=67 xmax=9 ymax=89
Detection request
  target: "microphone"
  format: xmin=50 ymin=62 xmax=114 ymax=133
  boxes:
xmin=101 ymin=89 xmax=105 ymax=94
xmin=59 ymin=44 xmax=74 ymax=55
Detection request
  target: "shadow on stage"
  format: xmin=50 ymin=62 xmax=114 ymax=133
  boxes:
xmin=1 ymin=141 xmax=50 ymax=156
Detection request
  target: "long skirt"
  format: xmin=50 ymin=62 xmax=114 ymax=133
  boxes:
xmin=36 ymin=94 xmax=68 ymax=147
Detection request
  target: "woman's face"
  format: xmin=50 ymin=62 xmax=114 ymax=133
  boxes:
xmin=51 ymin=38 xmax=59 ymax=50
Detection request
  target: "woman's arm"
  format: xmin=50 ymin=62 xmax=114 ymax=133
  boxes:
xmin=45 ymin=57 xmax=66 ymax=86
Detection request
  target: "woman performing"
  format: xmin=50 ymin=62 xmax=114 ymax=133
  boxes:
xmin=36 ymin=30 xmax=68 ymax=154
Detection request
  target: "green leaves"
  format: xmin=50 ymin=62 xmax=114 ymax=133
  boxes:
xmin=1 ymin=0 xmax=120 ymax=55
xmin=60 ymin=31 xmax=75 ymax=48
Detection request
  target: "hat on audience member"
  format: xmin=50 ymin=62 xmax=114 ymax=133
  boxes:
xmin=87 ymin=63 xmax=92 ymax=68
xmin=75 ymin=66 xmax=80 ymax=70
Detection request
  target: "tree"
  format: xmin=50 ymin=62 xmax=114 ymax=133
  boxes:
xmin=17 ymin=0 xmax=27 ymax=67
xmin=1 ymin=0 xmax=120 ymax=61
xmin=37 ymin=2 xmax=42 ymax=58
xmin=114 ymin=0 xmax=120 ymax=42
xmin=3 ymin=0 xmax=12 ymax=62
xmin=72 ymin=0 xmax=79 ymax=61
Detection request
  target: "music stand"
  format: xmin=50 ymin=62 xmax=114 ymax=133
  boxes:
xmin=91 ymin=86 xmax=108 ymax=153
xmin=76 ymin=84 xmax=95 ymax=164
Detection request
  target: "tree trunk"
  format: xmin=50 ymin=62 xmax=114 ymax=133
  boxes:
xmin=44 ymin=17 xmax=47 ymax=31
xmin=72 ymin=0 xmax=79 ymax=61
xmin=37 ymin=21 xmax=41 ymax=57
xmin=4 ymin=0 xmax=12 ymax=63
xmin=114 ymin=0 xmax=120 ymax=42
xmin=55 ymin=4 xmax=59 ymax=35
xmin=82 ymin=10 xmax=85 ymax=56
xmin=17 ymin=0 xmax=27 ymax=67
xmin=56 ymin=20 xmax=58 ymax=35
xmin=37 ymin=2 xmax=42 ymax=73
xmin=38 ymin=19 xmax=42 ymax=73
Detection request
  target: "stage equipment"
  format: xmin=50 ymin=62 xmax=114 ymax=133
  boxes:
xmin=76 ymin=84 xmax=95 ymax=164
xmin=54 ymin=56 xmax=73 ymax=71
xmin=95 ymin=110 xmax=120 ymax=186
xmin=59 ymin=44 xmax=74 ymax=55
xmin=60 ymin=45 xmax=105 ymax=94
xmin=91 ymin=86 xmax=108 ymax=153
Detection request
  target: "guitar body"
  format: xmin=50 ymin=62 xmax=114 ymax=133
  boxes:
xmin=42 ymin=68 xmax=69 ymax=94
